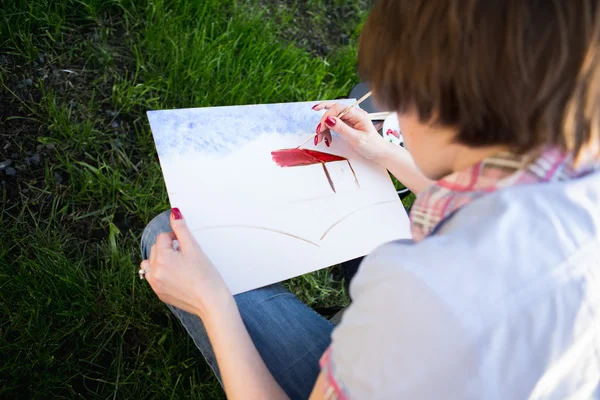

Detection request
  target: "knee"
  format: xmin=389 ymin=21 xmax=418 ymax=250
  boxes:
xmin=140 ymin=209 xmax=172 ymax=260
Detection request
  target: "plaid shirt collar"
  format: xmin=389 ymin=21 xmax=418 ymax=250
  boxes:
xmin=410 ymin=147 xmax=595 ymax=242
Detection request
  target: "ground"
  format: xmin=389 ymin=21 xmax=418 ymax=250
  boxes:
xmin=0 ymin=1 xmax=409 ymax=398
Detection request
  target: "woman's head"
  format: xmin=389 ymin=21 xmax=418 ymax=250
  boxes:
xmin=360 ymin=0 xmax=600 ymax=178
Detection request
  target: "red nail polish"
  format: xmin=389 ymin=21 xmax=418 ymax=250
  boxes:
xmin=314 ymin=135 xmax=319 ymax=146
xmin=315 ymin=123 xmax=321 ymax=134
xmin=312 ymin=104 xmax=318 ymax=110
xmin=172 ymin=207 xmax=182 ymax=220
xmin=325 ymin=138 xmax=330 ymax=147
xmin=325 ymin=116 xmax=336 ymax=127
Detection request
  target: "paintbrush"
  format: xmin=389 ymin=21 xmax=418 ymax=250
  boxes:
xmin=368 ymin=112 xmax=392 ymax=121
xmin=296 ymin=91 xmax=372 ymax=148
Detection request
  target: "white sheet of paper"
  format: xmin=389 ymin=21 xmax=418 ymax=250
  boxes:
xmin=147 ymin=100 xmax=411 ymax=294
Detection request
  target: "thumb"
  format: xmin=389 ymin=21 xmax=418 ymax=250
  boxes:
xmin=324 ymin=116 xmax=362 ymax=142
xmin=169 ymin=207 xmax=197 ymax=250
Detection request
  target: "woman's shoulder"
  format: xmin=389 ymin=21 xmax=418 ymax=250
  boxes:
xmin=357 ymin=171 xmax=600 ymax=330
xmin=328 ymin=173 xmax=600 ymax=399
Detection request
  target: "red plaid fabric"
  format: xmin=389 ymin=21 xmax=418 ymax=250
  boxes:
xmin=319 ymin=348 xmax=347 ymax=400
xmin=410 ymin=147 xmax=585 ymax=242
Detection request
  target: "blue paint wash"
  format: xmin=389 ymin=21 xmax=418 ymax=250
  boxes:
xmin=147 ymin=100 xmax=355 ymax=158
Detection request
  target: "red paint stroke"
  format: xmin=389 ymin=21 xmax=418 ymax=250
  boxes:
xmin=270 ymin=148 xmax=346 ymax=167
xmin=271 ymin=148 xmax=358 ymax=193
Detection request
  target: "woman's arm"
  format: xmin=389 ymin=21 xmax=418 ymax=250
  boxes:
xmin=142 ymin=211 xmax=289 ymax=400
xmin=378 ymin=140 xmax=436 ymax=194
xmin=203 ymin=295 xmax=290 ymax=400
xmin=309 ymin=373 xmax=328 ymax=399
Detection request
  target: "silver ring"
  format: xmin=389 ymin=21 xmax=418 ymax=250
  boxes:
xmin=139 ymin=268 xmax=150 ymax=280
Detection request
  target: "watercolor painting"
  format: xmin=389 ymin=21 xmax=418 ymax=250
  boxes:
xmin=147 ymin=100 xmax=411 ymax=294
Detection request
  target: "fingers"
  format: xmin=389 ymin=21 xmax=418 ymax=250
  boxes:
xmin=315 ymin=123 xmax=322 ymax=146
xmin=142 ymin=259 xmax=156 ymax=286
xmin=312 ymin=102 xmax=375 ymax=145
xmin=322 ymin=115 xmax=363 ymax=142
xmin=315 ymin=124 xmax=333 ymax=147
xmin=149 ymin=242 xmax=157 ymax=264
xmin=314 ymin=103 xmax=348 ymax=145
xmin=311 ymin=101 xmax=337 ymax=111
xmin=169 ymin=207 xmax=198 ymax=251
xmin=140 ymin=259 xmax=152 ymax=283
xmin=322 ymin=131 xmax=332 ymax=147
xmin=146 ymin=246 xmax=157 ymax=285
xmin=146 ymin=232 xmax=175 ymax=275
xmin=338 ymin=106 xmax=370 ymax=127
xmin=156 ymin=232 xmax=176 ymax=250
xmin=318 ymin=104 xmax=347 ymax=128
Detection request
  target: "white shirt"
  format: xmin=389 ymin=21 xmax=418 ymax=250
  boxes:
xmin=327 ymin=171 xmax=600 ymax=399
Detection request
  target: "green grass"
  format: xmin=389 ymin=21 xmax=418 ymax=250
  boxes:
xmin=0 ymin=0 xmax=409 ymax=397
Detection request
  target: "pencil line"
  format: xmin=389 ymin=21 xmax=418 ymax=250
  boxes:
xmin=193 ymin=225 xmax=321 ymax=247
xmin=319 ymin=200 xmax=398 ymax=241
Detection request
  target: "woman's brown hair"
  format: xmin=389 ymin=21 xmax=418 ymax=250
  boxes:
xmin=359 ymin=0 xmax=600 ymax=161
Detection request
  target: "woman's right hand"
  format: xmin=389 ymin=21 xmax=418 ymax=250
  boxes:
xmin=312 ymin=102 xmax=387 ymax=161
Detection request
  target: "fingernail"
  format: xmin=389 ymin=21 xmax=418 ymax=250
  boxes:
xmin=172 ymin=207 xmax=182 ymax=220
xmin=314 ymin=135 xmax=319 ymax=146
xmin=325 ymin=116 xmax=336 ymax=127
xmin=312 ymin=104 xmax=318 ymax=110
xmin=325 ymin=137 xmax=330 ymax=147
xmin=315 ymin=123 xmax=321 ymax=134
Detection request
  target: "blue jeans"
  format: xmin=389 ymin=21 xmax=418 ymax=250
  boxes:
xmin=141 ymin=210 xmax=335 ymax=399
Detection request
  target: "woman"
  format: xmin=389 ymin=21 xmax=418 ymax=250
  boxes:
xmin=140 ymin=1 xmax=600 ymax=398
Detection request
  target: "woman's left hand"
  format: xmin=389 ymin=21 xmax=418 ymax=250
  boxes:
xmin=141 ymin=208 xmax=232 ymax=318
